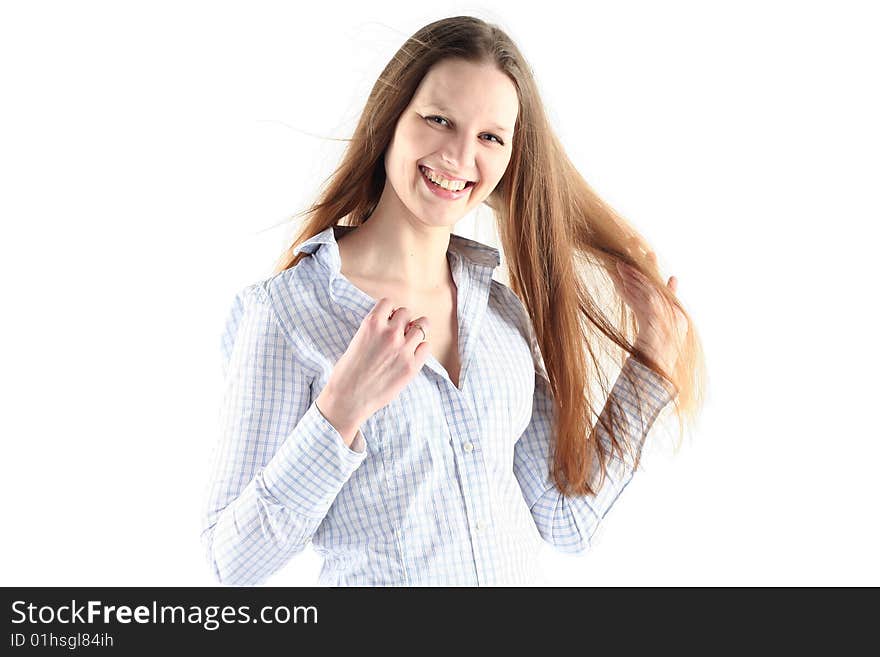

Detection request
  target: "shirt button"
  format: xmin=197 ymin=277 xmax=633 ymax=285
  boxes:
xmin=463 ymin=441 xmax=474 ymax=453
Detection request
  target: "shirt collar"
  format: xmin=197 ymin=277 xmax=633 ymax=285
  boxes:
xmin=292 ymin=224 xmax=501 ymax=275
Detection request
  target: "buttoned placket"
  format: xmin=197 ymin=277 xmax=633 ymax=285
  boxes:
xmin=434 ymin=260 xmax=498 ymax=586
xmin=295 ymin=225 xmax=502 ymax=585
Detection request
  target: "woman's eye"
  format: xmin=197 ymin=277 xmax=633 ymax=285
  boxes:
xmin=425 ymin=115 xmax=503 ymax=146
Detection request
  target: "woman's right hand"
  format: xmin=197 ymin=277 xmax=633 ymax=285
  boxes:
xmin=315 ymin=297 xmax=432 ymax=444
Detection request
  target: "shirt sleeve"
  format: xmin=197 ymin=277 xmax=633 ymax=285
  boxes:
xmin=200 ymin=284 xmax=368 ymax=585
xmin=512 ymin=355 xmax=675 ymax=554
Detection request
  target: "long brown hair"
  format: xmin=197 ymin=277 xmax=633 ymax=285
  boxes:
xmin=272 ymin=16 xmax=706 ymax=497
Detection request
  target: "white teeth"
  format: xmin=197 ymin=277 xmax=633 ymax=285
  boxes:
xmin=421 ymin=166 xmax=469 ymax=192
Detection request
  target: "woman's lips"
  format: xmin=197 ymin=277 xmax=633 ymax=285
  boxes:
xmin=419 ymin=165 xmax=474 ymax=200
xmin=419 ymin=164 xmax=474 ymax=184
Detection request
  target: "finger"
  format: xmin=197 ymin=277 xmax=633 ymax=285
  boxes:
xmin=405 ymin=315 xmax=431 ymax=336
xmin=413 ymin=339 xmax=432 ymax=367
xmin=668 ymin=276 xmax=677 ymax=293
xmin=404 ymin=315 xmax=430 ymax=348
xmin=388 ymin=306 xmax=413 ymax=330
xmin=617 ymin=261 xmax=635 ymax=278
xmin=611 ymin=262 xmax=629 ymax=288
xmin=371 ymin=297 xmax=395 ymax=320
xmin=621 ymin=264 xmax=645 ymax=287
xmin=618 ymin=263 xmax=655 ymax=300
xmin=619 ymin=261 xmax=644 ymax=278
xmin=617 ymin=264 xmax=640 ymax=288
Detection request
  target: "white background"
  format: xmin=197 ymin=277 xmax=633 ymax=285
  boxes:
xmin=2 ymin=0 xmax=877 ymax=586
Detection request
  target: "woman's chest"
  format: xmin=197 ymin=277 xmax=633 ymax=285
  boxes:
xmin=354 ymin=307 xmax=537 ymax=470
xmin=346 ymin=275 xmax=461 ymax=387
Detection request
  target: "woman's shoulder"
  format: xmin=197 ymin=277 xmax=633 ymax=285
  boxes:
xmin=488 ymin=278 xmax=549 ymax=381
xmin=220 ymin=257 xmax=329 ymax=375
xmin=230 ymin=255 xmax=327 ymax=314
xmin=488 ymin=278 xmax=531 ymax=330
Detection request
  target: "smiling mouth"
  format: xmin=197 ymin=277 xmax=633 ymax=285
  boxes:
xmin=419 ymin=165 xmax=476 ymax=190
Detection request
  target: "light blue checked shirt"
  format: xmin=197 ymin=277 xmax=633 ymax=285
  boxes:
xmin=201 ymin=224 xmax=676 ymax=586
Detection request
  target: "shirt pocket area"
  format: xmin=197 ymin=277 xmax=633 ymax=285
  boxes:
xmin=366 ymin=376 xmax=452 ymax=494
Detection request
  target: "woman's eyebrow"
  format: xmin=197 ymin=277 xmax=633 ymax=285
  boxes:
xmin=423 ymin=102 xmax=512 ymax=134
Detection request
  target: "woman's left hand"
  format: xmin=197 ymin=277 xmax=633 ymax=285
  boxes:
xmin=609 ymin=251 xmax=689 ymax=378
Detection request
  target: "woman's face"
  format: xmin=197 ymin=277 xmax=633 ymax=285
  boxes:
xmin=384 ymin=58 xmax=519 ymax=227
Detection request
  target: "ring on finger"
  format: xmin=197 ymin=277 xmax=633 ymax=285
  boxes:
xmin=408 ymin=321 xmax=427 ymax=342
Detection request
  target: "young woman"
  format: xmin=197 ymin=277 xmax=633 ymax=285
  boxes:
xmin=201 ymin=15 xmax=705 ymax=586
